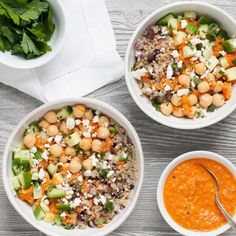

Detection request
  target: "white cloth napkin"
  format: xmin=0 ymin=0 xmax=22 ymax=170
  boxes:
xmin=0 ymin=0 xmax=124 ymax=102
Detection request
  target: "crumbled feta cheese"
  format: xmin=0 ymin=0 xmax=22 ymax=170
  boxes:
xmin=62 ymin=198 xmax=69 ymax=204
xmin=54 ymin=135 xmax=62 ymax=144
xmin=70 ymin=198 xmax=81 ymax=208
xmin=107 ymin=170 xmax=114 ymax=178
xmin=171 ymin=50 xmax=179 ymax=58
xmin=60 ymin=212 xmax=66 ymax=217
xmin=220 ymin=50 xmax=226 ymax=56
xmin=44 ymin=199 xmax=49 ymax=205
xmin=200 ymin=69 xmax=210 ymax=79
xmin=30 ymin=146 xmax=37 ymax=153
xmin=195 ymin=50 xmax=202 ymax=58
xmin=67 ymin=171 xmax=72 ymax=179
xmin=57 ymin=184 xmax=62 ymax=189
xmin=161 ymin=26 xmax=169 ymax=35
xmin=47 ymin=137 xmax=54 ymax=143
xmin=132 ymin=68 xmax=147 ymax=80
xmin=75 ymin=119 xmax=81 ymax=125
xmin=32 ymin=172 xmax=39 ymax=179
xmin=160 ymin=47 xmax=165 ymax=52
xmin=177 ymin=89 xmax=190 ymax=97
xmin=92 ymin=116 xmax=99 ymax=123
xmin=66 ymin=117 xmax=75 ymax=130
xmin=166 ymin=64 xmax=173 ymax=79
xmin=90 ymin=154 xmax=99 ymax=167
xmin=93 ymin=197 xmax=100 ymax=205
xmin=112 ymin=177 xmax=116 ymax=182
xmin=181 ymin=20 xmax=188 ymax=29
xmin=38 ymin=169 xmax=45 ymax=180
xmin=191 ymin=80 xmax=196 ymax=89
xmin=83 ymin=131 xmax=91 ymax=138
xmin=82 ymin=119 xmax=90 ymax=127
xmin=190 ymin=37 xmax=202 ymax=45
xmin=107 ymin=153 xmax=114 ymax=160
xmin=44 ymin=143 xmax=50 ymax=149
xmin=78 ymin=175 xmax=83 ymax=182
xmin=177 ymin=60 xmax=183 ymax=68
xmin=42 ymin=150 xmax=48 ymax=161
xmin=32 ymin=159 xmax=39 ymax=167
xmin=99 ymin=195 xmax=106 ymax=205
xmin=164 ymin=84 xmax=171 ymax=92
xmin=83 ymin=170 xmax=92 ymax=176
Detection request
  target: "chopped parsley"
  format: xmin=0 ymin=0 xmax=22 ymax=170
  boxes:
xmin=34 ymin=150 xmax=42 ymax=160
xmin=95 ymin=216 xmax=108 ymax=225
xmin=207 ymin=104 xmax=216 ymax=112
xmin=104 ymin=201 xmax=114 ymax=213
xmin=193 ymin=76 xmax=202 ymax=85
xmin=100 ymin=169 xmax=109 ymax=178
xmin=100 ymin=151 xmax=106 ymax=160
xmin=152 ymin=101 xmax=160 ymax=111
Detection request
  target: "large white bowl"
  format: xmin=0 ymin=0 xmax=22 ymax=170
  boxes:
xmin=125 ymin=1 xmax=236 ymax=129
xmin=157 ymin=151 xmax=236 ymax=236
xmin=2 ymin=98 xmax=144 ymax=236
xmin=0 ymin=0 xmax=66 ymax=69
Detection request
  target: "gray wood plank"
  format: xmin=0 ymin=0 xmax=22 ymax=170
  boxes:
xmin=1 ymin=0 xmax=236 ymax=235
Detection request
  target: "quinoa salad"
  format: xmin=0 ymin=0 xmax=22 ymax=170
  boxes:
xmin=132 ymin=11 xmax=236 ymax=119
xmin=11 ymin=104 xmax=137 ymax=229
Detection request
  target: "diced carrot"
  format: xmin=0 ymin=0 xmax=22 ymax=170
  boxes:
xmin=38 ymin=159 xmax=48 ymax=169
xmin=18 ymin=186 xmax=34 ymax=205
xmin=141 ymin=74 xmax=151 ymax=83
xmin=222 ymin=82 xmax=232 ymax=100
xmin=82 ymin=181 xmax=89 ymax=193
xmin=49 ymin=200 xmax=59 ymax=214
xmin=35 ymin=135 xmax=46 ymax=150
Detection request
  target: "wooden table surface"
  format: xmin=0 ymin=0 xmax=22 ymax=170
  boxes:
xmin=1 ymin=0 xmax=236 ymax=235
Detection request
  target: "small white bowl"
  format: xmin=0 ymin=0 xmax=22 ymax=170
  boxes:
xmin=125 ymin=1 xmax=236 ymax=129
xmin=0 ymin=0 xmax=66 ymax=69
xmin=157 ymin=151 xmax=236 ymax=236
xmin=2 ymin=98 xmax=144 ymax=236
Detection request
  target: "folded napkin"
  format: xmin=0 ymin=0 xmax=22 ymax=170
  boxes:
xmin=0 ymin=0 xmax=124 ymax=102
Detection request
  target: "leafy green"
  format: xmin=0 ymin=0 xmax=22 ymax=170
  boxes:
xmin=207 ymin=104 xmax=216 ymax=112
xmin=0 ymin=0 xmax=55 ymax=59
xmin=100 ymin=151 xmax=106 ymax=160
xmin=34 ymin=150 xmax=42 ymax=160
xmin=100 ymin=169 xmax=109 ymax=178
xmin=95 ymin=216 xmax=108 ymax=225
xmin=104 ymin=201 xmax=114 ymax=213
xmin=193 ymin=76 xmax=202 ymax=85
xmin=152 ymin=101 xmax=161 ymax=111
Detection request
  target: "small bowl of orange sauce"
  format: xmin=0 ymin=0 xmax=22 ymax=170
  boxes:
xmin=157 ymin=151 xmax=236 ymax=236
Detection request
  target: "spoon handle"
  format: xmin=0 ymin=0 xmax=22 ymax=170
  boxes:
xmin=215 ymin=196 xmax=236 ymax=232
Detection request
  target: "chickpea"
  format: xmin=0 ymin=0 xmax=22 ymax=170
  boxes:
xmin=212 ymin=94 xmax=225 ymax=107
xmin=65 ymin=146 xmax=76 ymax=157
xmin=69 ymin=158 xmax=82 ymax=173
xmin=172 ymin=107 xmax=184 ymax=117
xmin=178 ymin=75 xmax=191 ymax=87
xmin=214 ymin=66 xmax=223 ymax=79
xmin=73 ymin=104 xmax=86 ymax=118
xmin=160 ymin=103 xmax=173 ymax=116
xmin=206 ymin=73 xmax=215 ymax=81
xmin=82 ymin=159 xmax=93 ymax=170
xmin=59 ymin=121 xmax=69 ymax=135
xmin=199 ymin=94 xmax=213 ymax=108
xmin=97 ymin=127 xmax=110 ymax=139
xmin=188 ymin=106 xmax=199 ymax=119
xmin=188 ymin=94 xmax=198 ymax=106
xmin=98 ymin=116 xmax=110 ymax=127
xmin=59 ymin=155 xmax=67 ymax=163
xmin=23 ymin=133 xmax=36 ymax=148
xmin=50 ymin=144 xmax=63 ymax=157
xmin=214 ymin=81 xmax=223 ymax=93
xmin=46 ymin=125 xmax=59 ymax=136
xmin=79 ymin=138 xmax=92 ymax=151
xmin=171 ymin=94 xmax=182 ymax=106
xmin=39 ymin=120 xmax=49 ymax=129
xmin=198 ymin=81 xmax=210 ymax=93
xmin=84 ymin=109 xmax=93 ymax=120
xmin=92 ymin=139 xmax=102 ymax=152
xmin=44 ymin=111 xmax=57 ymax=124
xmin=194 ymin=63 xmax=206 ymax=75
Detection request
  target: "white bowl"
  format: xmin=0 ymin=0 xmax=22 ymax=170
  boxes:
xmin=2 ymin=98 xmax=144 ymax=236
xmin=125 ymin=1 xmax=236 ymax=129
xmin=0 ymin=0 xmax=66 ymax=69
xmin=157 ymin=151 xmax=236 ymax=236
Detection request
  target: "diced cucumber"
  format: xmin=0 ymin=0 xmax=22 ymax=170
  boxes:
xmin=206 ymin=55 xmax=219 ymax=71
xmin=186 ymin=22 xmax=198 ymax=34
xmin=53 ymin=173 xmax=63 ymax=183
xmin=48 ymin=188 xmax=65 ymax=199
xmin=174 ymin=31 xmax=186 ymax=46
xmin=57 ymin=106 xmax=72 ymax=120
xmin=34 ymin=150 xmax=42 ymax=160
xmin=183 ymin=45 xmax=197 ymax=58
xmin=226 ymin=67 xmax=236 ymax=81
xmin=47 ymin=163 xmax=58 ymax=176
xmin=21 ymin=159 xmax=31 ymax=171
xmin=54 ymin=215 xmax=62 ymax=225
xmin=12 ymin=165 xmax=22 ymax=175
xmin=40 ymin=201 xmax=50 ymax=213
xmin=31 ymin=172 xmax=39 ymax=180
xmin=203 ymin=46 xmax=213 ymax=59
xmin=38 ymin=131 xmax=48 ymax=141
xmin=168 ymin=18 xmax=178 ymax=30
xmin=158 ymin=13 xmax=175 ymax=26
xmin=223 ymin=39 xmax=236 ymax=53
xmin=33 ymin=184 xmax=42 ymax=199
xmin=66 ymin=132 xmax=81 ymax=147
xmin=219 ymin=56 xmax=230 ymax=68
xmin=198 ymin=16 xmax=214 ymax=25
xmin=12 ymin=176 xmax=21 ymax=189
xmin=14 ymin=150 xmax=30 ymax=160
xmin=18 ymin=172 xmax=32 ymax=189
xmin=44 ymin=212 xmax=55 ymax=223
xmin=177 ymin=15 xmax=183 ymax=23
xmin=25 ymin=122 xmax=39 ymax=134
xmin=184 ymin=11 xmax=196 ymax=19
xmin=198 ymin=24 xmax=209 ymax=38
xmin=57 ymin=203 xmax=71 ymax=211
xmin=33 ymin=205 xmax=45 ymax=220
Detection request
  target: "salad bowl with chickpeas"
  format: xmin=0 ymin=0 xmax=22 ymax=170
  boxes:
xmin=125 ymin=1 xmax=236 ymax=129
xmin=2 ymin=98 xmax=144 ymax=236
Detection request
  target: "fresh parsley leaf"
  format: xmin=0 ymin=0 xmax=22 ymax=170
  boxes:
xmin=119 ymin=156 xmax=128 ymax=163
xmin=21 ymin=31 xmax=39 ymax=55
xmin=104 ymin=201 xmax=114 ymax=213
xmin=0 ymin=2 xmax=20 ymax=25
xmin=152 ymin=101 xmax=160 ymax=110
xmin=34 ymin=150 xmax=42 ymax=160
xmin=100 ymin=151 xmax=106 ymax=160
xmin=0 ymin=34 xmax=11 ymax=52
xmin=207 ymin=104 xmax=216 ymax=112
xmin=193 ymin=76 xmax=202 ymax=85
xmin=100 ymin=169 xmax=109 ymax=178
xmin=0 ymin=25 xmax=15 ymax=43
xmin=95 ymin=216 xmax=108 ymax=225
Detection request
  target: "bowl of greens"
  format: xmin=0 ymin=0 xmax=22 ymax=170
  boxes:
xmin=0 ymin=0 xmax=66 ymax=69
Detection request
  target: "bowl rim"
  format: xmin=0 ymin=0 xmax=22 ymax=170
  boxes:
xmin=124 ymin=1 xmax=236 ymax=130
xmin=157 ymin=150 xmax=236 ymax=236
xmin=2 ymin=97 xmax=144 ymax=236
xmin=0 ymin=0 xmax=66 ymax=69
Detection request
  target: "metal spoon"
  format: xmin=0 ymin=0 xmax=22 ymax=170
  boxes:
xmin=200 ymin=165 xmax=236 ymax=231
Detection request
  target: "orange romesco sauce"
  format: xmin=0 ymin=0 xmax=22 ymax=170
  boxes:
xmin=164 ymin=158 xmax=236 ymax=231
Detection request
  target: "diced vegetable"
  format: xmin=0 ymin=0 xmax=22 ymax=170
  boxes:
xmin=95 ymin=216 xmax=108 ymax=225
xmin=57 ymin=106 xmax=73 ymax=120
xmin=47 ymin=163 xmax=58 ymax=176
xmin=33 ymin=205 xmax=45 ymax=220
xmin=168 ymin=18 xmax=178 ymax=30
xmin=198 ymin=25 xmax=209 ymax=38
xmin=158 ymin=13 xmax=175 ymax=26
xmin=186 ymin=23 xmax=198 ymax=34
xmin=44 ymin=212 xmax=55 ymax=223
xmin=12 ymin=176 xmax=21 ymax=190
xmin=33 ymin=184 xmax=42 ymax=199
xmin=206 ymin=55 xmax=219 ymax=71
xmin=223 ymin=39 xmax=236 ymax=53
xmin=40 ymin=202 xmax=50 ymax=213
xmin=54 ymin=215 xmax=62 ymax=225
xmin=202 ymin=46 xmax=213 ymax=59
xmin=183 ymin=45 xmax=197 ymax=58
xmin=38 ymin=131 xmax=48 ymax=141
xmin=57 ymin=203 xmax=71 ymax=211
xmin=12 ymin=165 xmax=22 ymax=175
xmin=198 ymin=16 xmax=214 ymax=25
xmin=53 ymin=173 xmax=63 ymax=183
xmin=18 ymin=172 xmax=32 ymax=189
xmin=32 ymin=172 xmax=39 ymax=180
xmin=184 ymin=11 xmax=196 ymax=19
xmin=14 ymin=150 xmax=30 ymax=160
xmin=108 ymin=126 xmax=118 ymax=134
xmin=174 ymin=31 xmax=186 ymax=46
xmin=219 ymin=56 xmax=230 ymax=68
xmin=47 ymin=188 xmax=65 ymax=199
xmin=34 ymin=150 xmax=43 ymax=160
xmin=66 ymin=132 xmax=81 ymax=147
xmin=25 ymin=123 xmax=39 ymax=134
xmin=226 ymin=67 xmax=236 ymax=81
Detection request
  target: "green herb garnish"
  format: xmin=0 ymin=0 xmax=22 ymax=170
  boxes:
xmin=104 ymin=201 xmax=114 ymax=213
xmin=95 ymin=216 xmax=108 ymax=225
xmin=100 ymin=151 xmax=106 ymax=160
xmin=34 ymin=150 xmax=42 ymax=160
xmin=100 ymin=169 xmax=109 ymax=178
xmin=108 ymin=126 xmax=118 ymax=134
xmin=207 ymin=104 xmax=216 ymax=112
xmin=119 ymin=156 xmax=128 ymax=163
xmin=193 ymin=76 xmax=202 ymax=85
xmin=152 ymin=101 xmax=160 ymax=111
